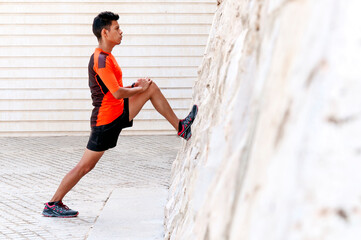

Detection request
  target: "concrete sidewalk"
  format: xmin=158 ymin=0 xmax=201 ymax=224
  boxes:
xmin=87 ymin=188 xmax=167 ymax=240
xmin=0 ymin=136 xmax=180 ymax=240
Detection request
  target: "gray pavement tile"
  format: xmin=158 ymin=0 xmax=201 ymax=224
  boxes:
xmin=0 ymin=136 xmax=180 ymax=240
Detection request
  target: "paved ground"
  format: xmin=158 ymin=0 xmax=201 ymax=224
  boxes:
xmin=0 ymin=136 xmax=180 ymax=240
xmin=87 ymin=187 xmax=168 ymax=240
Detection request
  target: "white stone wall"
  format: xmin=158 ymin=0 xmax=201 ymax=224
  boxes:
xmin=0 ymin=0 xmax=215 ymax=136
xmin=165 ymin=0 xmax=361 ymax=239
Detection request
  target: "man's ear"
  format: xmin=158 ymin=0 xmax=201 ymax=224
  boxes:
xmin=101 ymin=28 xmax=107 ymax=39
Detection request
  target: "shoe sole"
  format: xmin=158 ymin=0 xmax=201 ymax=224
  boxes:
xmin=42 ymin=212 xmax=79 ymax=218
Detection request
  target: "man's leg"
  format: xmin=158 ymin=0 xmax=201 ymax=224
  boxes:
xmin=129 ymin=82 xmax=179 ymax=130
xmin=50 ymin=149 xmax=104 ymax=202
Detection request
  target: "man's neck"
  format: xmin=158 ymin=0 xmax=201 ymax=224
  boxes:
xmin=98 ymin=41 xmax=115 ymax=53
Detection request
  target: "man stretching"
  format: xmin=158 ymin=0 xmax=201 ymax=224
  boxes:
xmin=42 ymin=11 xmax=198 ymax=218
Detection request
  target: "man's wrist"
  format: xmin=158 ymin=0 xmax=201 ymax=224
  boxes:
xmin=131 ymin=82 xmax=136 ymax=88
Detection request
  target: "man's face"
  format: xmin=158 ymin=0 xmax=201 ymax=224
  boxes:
xmin=105 ymin=20 xmax=123 ymax=45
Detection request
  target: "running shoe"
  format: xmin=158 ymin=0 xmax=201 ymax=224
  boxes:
xmin=179 ymin=126 xmax=192 ymax=140
xmin=42 ymin=201 xmax=79 ymax=218
xmin=178 ymin=104 xmax=198 ymax=140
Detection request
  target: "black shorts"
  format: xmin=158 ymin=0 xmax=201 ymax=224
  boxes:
xmin=86 ymin=98 xmax=133 ymax=152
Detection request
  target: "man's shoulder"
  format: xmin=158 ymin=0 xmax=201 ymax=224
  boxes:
xmin=97 ymin=52 xmax=109 ymax=69
xmin=91 ymin=50 xmax=111 ymax=69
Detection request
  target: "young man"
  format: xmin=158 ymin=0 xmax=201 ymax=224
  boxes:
xmin=42 ymin=11 xmax=198 ymax=218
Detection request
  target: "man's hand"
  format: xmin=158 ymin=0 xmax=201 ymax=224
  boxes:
xmin=136 ymin=77 xmax=152 ymax=92
xmin=112 ymin=77 xmax=152 ymax=99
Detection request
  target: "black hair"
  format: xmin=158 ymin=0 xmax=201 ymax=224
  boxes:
xmin=92 ymin=11 xmax=119 ymax=41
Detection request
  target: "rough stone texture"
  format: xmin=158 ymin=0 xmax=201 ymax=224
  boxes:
xmin=165 ymin=0 xmax=361 ymax=239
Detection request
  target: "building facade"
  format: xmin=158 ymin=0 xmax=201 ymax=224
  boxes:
xmin=0 ymin=0 xmax=215 ymax=136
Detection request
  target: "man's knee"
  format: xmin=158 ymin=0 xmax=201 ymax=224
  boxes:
xmin=149 ymin=81 xmax=160 ymax=94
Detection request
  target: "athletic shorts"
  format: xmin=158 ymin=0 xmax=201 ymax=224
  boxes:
xmin=86 ymin=98 xmax=133 ymax=152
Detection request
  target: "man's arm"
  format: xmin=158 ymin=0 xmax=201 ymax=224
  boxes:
xmin=97 ymin=56 xmax=151 ymax=99
xmin=111 ymin=86 xmax=142 ymax=99
xmin=112 ymin=78 xmax=152 ymax=99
